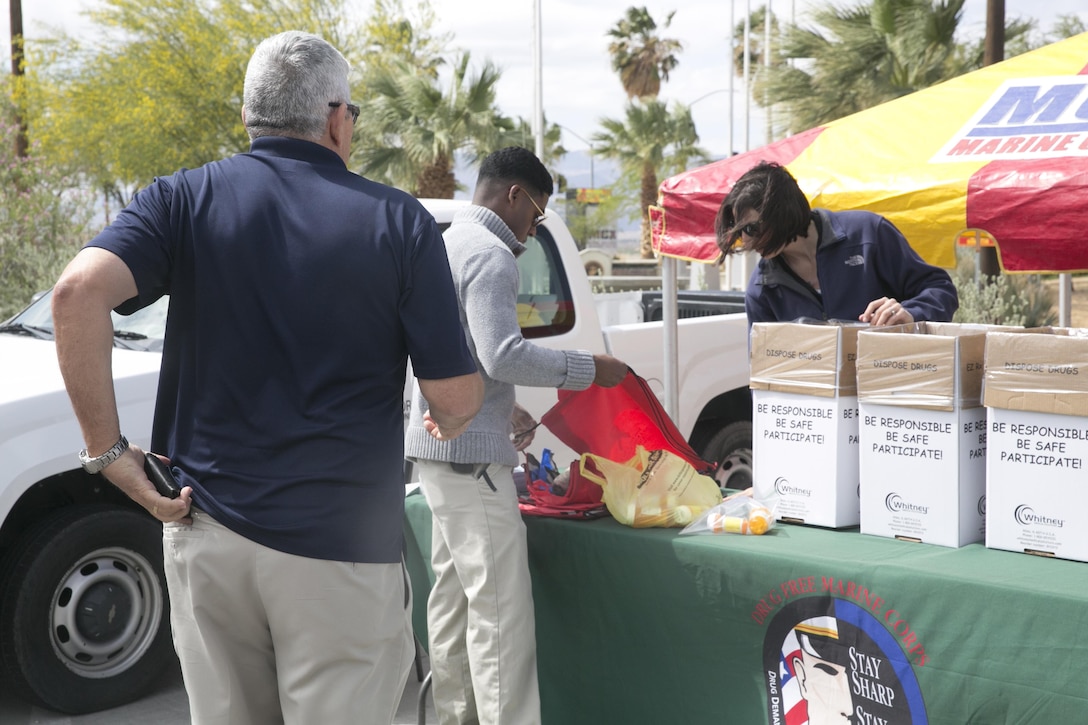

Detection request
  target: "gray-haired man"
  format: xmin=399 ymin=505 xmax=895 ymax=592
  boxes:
xmin=53 ymin=31 xmax=482 ymax=724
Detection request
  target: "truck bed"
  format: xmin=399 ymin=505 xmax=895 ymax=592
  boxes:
xmin=640 ymin=289 xmax=747 ymax=321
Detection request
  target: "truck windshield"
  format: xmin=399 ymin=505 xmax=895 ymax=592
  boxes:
xmin=517 ymin=227 xmax=576 ymax=339
xmin=0 ymin=290 xmax=168 ymax=352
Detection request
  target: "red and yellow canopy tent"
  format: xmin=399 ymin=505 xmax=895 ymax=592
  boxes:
xmin=651 ymin=32 xmax=1088 ymax=274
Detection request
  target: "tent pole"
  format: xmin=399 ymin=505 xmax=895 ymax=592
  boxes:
xmin=1059 ymin=273 xmax=1072 ymax=327
xmin=662 ymin=257 xmax=680 ymax=422
xmin=978 ymin=0 xmax=1005 ymax=278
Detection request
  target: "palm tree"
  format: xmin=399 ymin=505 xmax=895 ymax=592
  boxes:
xmin=359 ymin=0 xmax=450 ymax=82
xmin=606 ymin=6 xmax=683 ymax=100
xmin=1046 ymin=14 xmax=1087 ymax=41
xmin=593 ymin=100 xmax=709 ymax=258
xmin=500 ymin=115 xmax=567 ymax=181
xmin=503 ymin=116 xmax=577 ymax=204
xmin=758 ymin=0 xmax=1035 ymax=134
xmin=730 ymin=5 xmax=777 ymax=79
xmin=357 ymin=53 xmax=511 ymax=198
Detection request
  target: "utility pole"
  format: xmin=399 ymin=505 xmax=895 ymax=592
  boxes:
xmin=10 ymin=0 xmax=27 ymax=158
xmin=978 ymin=0 xmax=1004 ymax=277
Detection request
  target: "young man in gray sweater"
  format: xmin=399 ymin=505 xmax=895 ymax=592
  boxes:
xmin=405 ymin=146 xmax=627 ymax=725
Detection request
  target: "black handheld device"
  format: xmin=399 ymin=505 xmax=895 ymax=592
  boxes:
xmin=144 ymin=452 xmax=182 ymax=499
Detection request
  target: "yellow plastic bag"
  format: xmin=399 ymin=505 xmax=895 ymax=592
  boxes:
xmin=579 ymin=446 xmax=723 ymax=528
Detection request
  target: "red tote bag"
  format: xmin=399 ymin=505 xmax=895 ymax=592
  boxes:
xmin=518 ymin=459 xmax=609 ymax=519
xmin=540 ymin=368 xmax=714 ymax=474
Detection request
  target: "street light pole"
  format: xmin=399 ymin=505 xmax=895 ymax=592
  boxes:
xmin=559 ymin=125 xmax=595 ymax=188
xmin=764 ymin=0 xmax=772 ymax=144
xmin=687 ymin=88 xmax=732 ymax=107
xmin=729 ymin=0 xmax=735 ymax=156
xmin=743 ymin=0 xmax=751 ymax=152
xmin=532 ymin=0 xmax=544 ymax=158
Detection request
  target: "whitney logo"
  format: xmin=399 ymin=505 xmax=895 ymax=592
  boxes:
xmin=933 ymin=76 xmax=1088 ymax=162
xmin=774 ymin=477 xmax=812 ymax=498
xmin=1014 ymin=504 xmax=1064 ymax=528
xmin=885 ymin=493 xmax=929 ymax=515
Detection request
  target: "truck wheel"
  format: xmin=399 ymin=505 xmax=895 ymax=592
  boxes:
xmin=0 ymin=504 xmax=174 ymax=714
xmin=702 ymin=421 xmax=753 ymax=491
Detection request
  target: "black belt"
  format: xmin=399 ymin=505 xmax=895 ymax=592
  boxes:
xmin=449 ymin=462 xmax=497 ymax=491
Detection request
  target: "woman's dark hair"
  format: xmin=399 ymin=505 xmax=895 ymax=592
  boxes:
xmin=714 ymin=161 xmax=811 ymax=258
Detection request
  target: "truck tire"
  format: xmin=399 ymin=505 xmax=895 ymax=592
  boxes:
xmin=701 ymin=421 xmax=753 ymax=491
xmin=0 ymin=504 xmax=174 ymax=714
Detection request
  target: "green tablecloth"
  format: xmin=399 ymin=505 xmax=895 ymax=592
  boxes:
xmin=403 ymin=492 xmax=1088 ymax=725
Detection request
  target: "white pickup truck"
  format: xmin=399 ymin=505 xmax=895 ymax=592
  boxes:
xmin=0 ymin=199 xmax=752 ymax=714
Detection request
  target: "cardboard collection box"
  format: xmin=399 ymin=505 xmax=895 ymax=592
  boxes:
xmin=983 ymin=329 xmax=1088 ymax=563
xmin=750 ymin=322 xmax=863 ymax=528
xmin=855 ymin=322 xmax=993 ymax=548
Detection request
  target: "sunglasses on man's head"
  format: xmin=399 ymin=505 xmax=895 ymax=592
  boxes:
xmin=328 ymin=101 xmax=360 ymax=124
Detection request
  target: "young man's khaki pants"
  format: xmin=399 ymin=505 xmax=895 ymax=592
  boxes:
xmin=417 ymin=460 xmax=541 ymax=725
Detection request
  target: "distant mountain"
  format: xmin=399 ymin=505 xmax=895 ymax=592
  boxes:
xmin=452 ymin=149 xmax=620 ymax=199
xmin=452 ymin=150 xmax=637 ymax=233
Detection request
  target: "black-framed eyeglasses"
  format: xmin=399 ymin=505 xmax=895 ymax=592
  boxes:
xmin=527 ymin=193 xmax=548 ymax=226
xmin=329 ymin=101 xmax=360 ymax=124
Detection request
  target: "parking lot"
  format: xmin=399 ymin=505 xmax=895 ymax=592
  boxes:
xmin=0 ymin=655 xmax=437 ymax=724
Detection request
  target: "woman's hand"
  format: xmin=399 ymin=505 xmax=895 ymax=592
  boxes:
xmin=860 ymin=297 xmax=914 ymax=327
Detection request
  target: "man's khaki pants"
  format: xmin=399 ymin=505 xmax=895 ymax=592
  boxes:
xmin=417 ymin=460 xmax=541 ymax=725
xmin=163 ymin=509 xmax=414 ymax=725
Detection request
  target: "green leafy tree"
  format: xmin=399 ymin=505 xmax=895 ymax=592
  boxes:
xmin=564 ymin=193 xmax=624 ymax=252
xmin=607 ymin=6 xmax=683 ymax=100
xmin=357 ymin=53 xmax=511 ymax=198
xmin=0 ymin=109 xmax=94 ymax=318
xmin=359 ymin=0 xmax=450 ymax=82
xmin=730 ymin=5 xmax=777 ymax=78
xmin=499 ymin=115 xmax=567 ymax=183
xmin=21 ymin=0 xmax=370 ymax=198
xmin=593 ymin=100 xmax=709 ymax=258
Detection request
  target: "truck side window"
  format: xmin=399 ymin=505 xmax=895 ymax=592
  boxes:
xmin=517 ymin=226 xmax=575 ymax=339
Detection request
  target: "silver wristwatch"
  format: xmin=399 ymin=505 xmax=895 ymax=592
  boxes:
xmin=78 ymin=435 xmax=129 ymax=474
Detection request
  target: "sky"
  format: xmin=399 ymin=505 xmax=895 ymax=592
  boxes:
xmin=5 ymin=0 xmax=1088 ymax=189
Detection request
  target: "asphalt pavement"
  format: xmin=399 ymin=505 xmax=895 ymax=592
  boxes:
xmin=0 ymin=653 xmax=437 ymax=724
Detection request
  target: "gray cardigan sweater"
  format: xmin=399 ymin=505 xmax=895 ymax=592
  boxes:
xmin=404 ymin=205 xmax=596 ymax=466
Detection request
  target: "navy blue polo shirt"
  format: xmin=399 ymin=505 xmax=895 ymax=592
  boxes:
xmin=90 ymin=137 xmax=476 ymax=562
